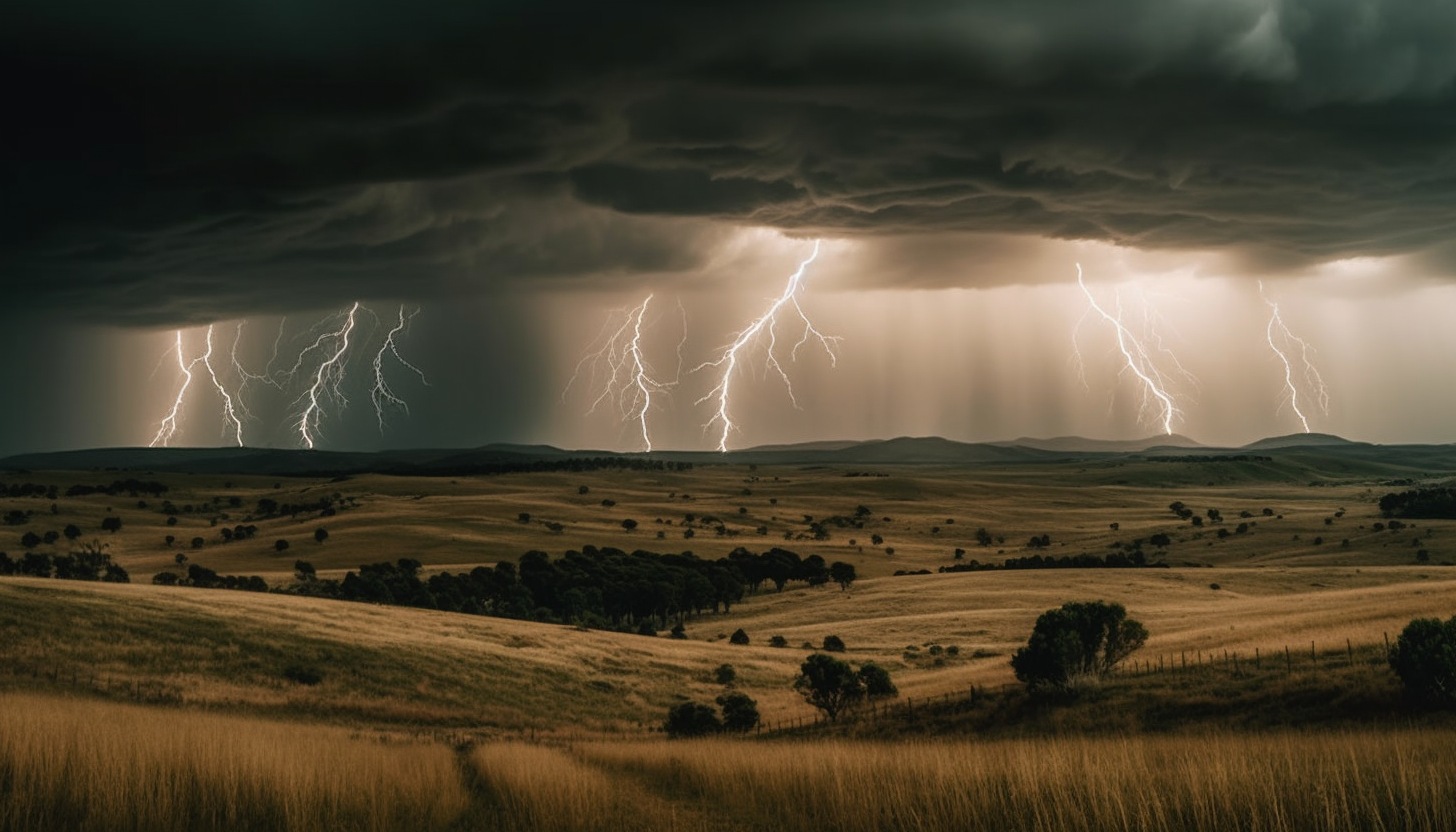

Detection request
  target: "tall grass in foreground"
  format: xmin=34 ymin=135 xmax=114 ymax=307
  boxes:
xmin=470 ymin=743 xmax=703 ymax=832
xmin=0 ymin=693 xmax=467 ymax=832
xmin=577 ymin=731 xmax=1456 ymax=832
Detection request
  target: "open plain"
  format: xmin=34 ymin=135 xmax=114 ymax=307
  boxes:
xmin=4 ymin=442 xmax=1456 ymax=830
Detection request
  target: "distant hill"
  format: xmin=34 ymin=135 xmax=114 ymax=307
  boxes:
xmin=998 ymin=434 xmax=1205 ymax=454
xmin=5 ymin=432 xmax=1456 ymax=476
xmin=1241 ymin=433 xmax=1366 ymax=451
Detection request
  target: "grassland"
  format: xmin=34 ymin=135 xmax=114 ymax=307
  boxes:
xmin=0 ymin=693 xmax=465 ymax=832
xmin=4 ymin=455 xmax=1456 ymax=830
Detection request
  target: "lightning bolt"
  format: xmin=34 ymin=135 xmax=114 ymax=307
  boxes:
xmin=150 ymin=330 xmax=196 ymax=448
xmin=694 ymin=239 xmax=838 ymax=452
xmin=565 ymin=294 xmax=671 ymax=452
xmin=1260 ymin=281 xmax=1329 ymax=433
xmin=196 ymin=325 xmax=244 ymax=446
xmin=371 ymin=306 xmax=428 ymax=433
xmin=1074 ymin=263 xmax=1184 ymax=436
xmin=294 ymin=302 xmax=360 ymax=450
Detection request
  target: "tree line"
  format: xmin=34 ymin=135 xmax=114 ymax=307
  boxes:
xmin=281 ymin=545 xmax=855 ymax=631
xmin=1379 ymin=487 xmax=1456 ymax=519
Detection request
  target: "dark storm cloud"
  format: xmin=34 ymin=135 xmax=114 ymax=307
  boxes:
xmin=5 ymin=0 xmax=1456 ymax=322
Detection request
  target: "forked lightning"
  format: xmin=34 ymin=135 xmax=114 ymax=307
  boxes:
xmin=695 ymin=240 xmax=838 ymax=452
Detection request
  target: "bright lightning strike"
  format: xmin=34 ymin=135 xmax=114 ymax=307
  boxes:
xmin=294 ymin=302 xmax=360 ymax=449
xmin=695 ymin=239 xmax=838 ymax=452
xmin=1074 ymin=263 xmax=1185 ymax=436
xmin=371 ymin=306 xmax=428 ymax=433
xmin=196 ymin=325 xmax=244 ymax=446
xmin=150 ymin=331 xmax=196 ymax=448
xmin=1260 ymin=281 xmax=1329 ymax=433
xmin=565 ymin=294 xmax=672 ymax=452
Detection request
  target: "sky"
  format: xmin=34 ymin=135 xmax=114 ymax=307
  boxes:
xmin=4 ymin=0 xmax=1456 ymax=456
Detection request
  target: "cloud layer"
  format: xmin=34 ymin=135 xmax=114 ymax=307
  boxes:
xmin=5 ymin=0 xmax=1456 ymax=323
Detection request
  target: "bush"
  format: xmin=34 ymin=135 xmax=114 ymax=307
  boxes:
xmin=714 ymin=663 xmax=737 ymax=686
xmin=1011 ymin=600 xmax=1147 ymax=690
xmin=729 ymin=628 xmax=749 ymax=645
xmin=716 ymin=692 xmax=760 ymax=733
xmin=769 ymin=635 xmax=788 ymax=648
xmin=1389 ymin=616 xmax=1456 ymax=707
xmin=283 ymin=665 xmax=323 ymax=686
xmin=664 ymin=702 xmax=721 ymax=738
xmin=858 ymin=662 xmax=898 ymax=698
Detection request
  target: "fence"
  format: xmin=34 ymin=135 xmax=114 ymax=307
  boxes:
xmin=755 ymin=633 xmax=1398 ymax=736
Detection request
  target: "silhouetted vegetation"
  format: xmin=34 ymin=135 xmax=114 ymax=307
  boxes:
xmin=1012 ymin=600 xmax=1147 ymax=691
xmin=1389 ymin=615 xmax=1456 ymax=707
xmin=0 ymin=542 xmax=129 ymax=583
xmin=1379 ymin=486 xmax=1456 ymax=519
xmin=933 ymin=550 xmax=1164 ymax=574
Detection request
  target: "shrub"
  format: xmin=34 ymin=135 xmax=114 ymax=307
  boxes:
xmin=664 ymin=702 xmax=720 ymax=738
xmin=1389 ymin=616 xmax=1456 ymax=707
xmin=714 ymin=663 xmax=737 ymax=686
xmin=283 ymin=665 xmax=323 ymax=686
xmin=769 ymin=635 xmax=788 ymax=648
xmin=716 ymin=692 xmax=760 ymax=733
xmin=858 ymin=662 xmax=898 ymax=698
xmin=1011 ymin=600 xmax=1148 ymax=690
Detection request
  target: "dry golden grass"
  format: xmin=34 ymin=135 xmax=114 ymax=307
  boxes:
xmin=575 ymin=732 xmax=1456 ymax=832
xmin=0 ymin=692 xmax=467 ymax=832
xmin=5 ymin=460 xmax=1444 ymax=584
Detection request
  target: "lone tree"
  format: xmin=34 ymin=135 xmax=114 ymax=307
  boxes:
xmin=794 ymin=653 xmax=863 ymax=721
xmin=1389 ymin=615 xmax=1456 ymax=707
xmin=716 ymin=691 xmax=760 ymax=733
xmin=1011 ymin=600 xmax=1147 ymax=690
xmin=664 ymin=702 xmax=721 ymax=738
xmin=829 ymin=561 xmax=856 ymax=591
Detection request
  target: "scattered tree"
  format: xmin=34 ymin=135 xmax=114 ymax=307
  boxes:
xmin=1011 ymin=600 xmax=1148 ymax=690
xmin=716 ymin=691 xmax=760 ymax=733
xmin=100 ymin=516 xmax=122 ymax=533
xmin=829 ymin=561 xmax=856 ymax=591
xmin=794 ymin=653 xmax=863 ymax=721
xmin=274 ymin=539 xmax=290 ymax=553
xmin=63 ymin=524 xmax=82 ymax=541
xmin=822 ymin=634 xmax=846 ymax=652
xmin=714 ymin=663 xmax=737 ymax=686
xmin=295 ymin=560 xmax=317 ymax=582
xmin=621 ymin=519 xmax=638 ymax=532
xmin=729 ymin=628 xmax=750 ymax=645
xmin=314 ymin=527 xmax=329 ymax=544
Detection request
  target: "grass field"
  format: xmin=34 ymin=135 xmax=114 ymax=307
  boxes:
xmin=7 ymin=695 xmax=1452 ymax=832
xmin=4 ymin=457 xmax=1456 ymax=830
xmin=0 ymin=693 xmax=466 ymax=832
